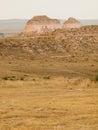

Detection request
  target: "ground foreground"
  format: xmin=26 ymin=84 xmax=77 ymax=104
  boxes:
xmin=0 ymin=78 xmax=98 ymax=130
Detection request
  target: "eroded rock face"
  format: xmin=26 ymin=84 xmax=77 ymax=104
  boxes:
xmin=22 ymin=15 xmax=61 ymax=35
xmin=21 ymin=16 xmax=82 ymax=36
xmin=63 ymin=17 xmax=81 ymax=29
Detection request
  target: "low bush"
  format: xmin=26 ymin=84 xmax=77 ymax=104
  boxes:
xmin=2 ymin=76 xmax=16 ymax=81
xmin=43 ymin=76 xmax=50 ymax=80
xmin=2 ymin=76 xmax=24 ymax=81
xmin=95 ymin=74 xmax=98 ymax=81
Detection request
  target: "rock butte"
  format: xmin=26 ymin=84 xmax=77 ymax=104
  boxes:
xmin=63 ymin=17 xmax=81 ymax=29
xmin=22 ymin=16 xmax=81 ymax=36
xmin=23 ymin=15 xmax=61 ymax=35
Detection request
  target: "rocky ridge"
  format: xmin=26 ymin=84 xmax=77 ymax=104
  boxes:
xmin=0 ymin=26 xmax=98 ymax=59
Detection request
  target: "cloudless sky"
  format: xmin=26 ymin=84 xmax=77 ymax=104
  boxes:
xmin=0 ymin=0 xmax=98 ymax=19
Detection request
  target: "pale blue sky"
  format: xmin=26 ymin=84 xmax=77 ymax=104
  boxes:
xmin=0 ymin=0 xmax=98 ymax=19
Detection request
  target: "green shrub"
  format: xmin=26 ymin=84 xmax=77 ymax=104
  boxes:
xmin=2 ymin=76 xmax=16 ymax=81
xmin=2 ymin=76 xmax=9 ymax=80
xmin=43 ymin=76 xmax=50 ymax=80
xmin=95 ymin=74 xmax=98 ymax=81
xmin=20 ymin=77 xmax=24 ymax=80
xmin=2 ymin=76 xmax=25 ymax=81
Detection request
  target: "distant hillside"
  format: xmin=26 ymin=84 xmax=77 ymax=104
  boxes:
xmin=0 ymin=19 xmax=27 ymax=30
xmin=80 ymin=20 xmax=98 ymax=25
xmin=0 ymin=19 xmax=27 ymax=37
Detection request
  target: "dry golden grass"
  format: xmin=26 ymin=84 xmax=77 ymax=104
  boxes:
xmin=0 ymin=77 xmax=98 ymax=130
xmin=0 ymin=33 xmax=98 ymax=129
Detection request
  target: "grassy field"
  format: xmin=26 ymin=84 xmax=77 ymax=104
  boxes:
xmin=0 ymin=54 xmax=98 ymax=130
xmin=0 ymin=54 xmax=98 ymax=80
xmin=0 ymin=78 xmax=98 ymax=130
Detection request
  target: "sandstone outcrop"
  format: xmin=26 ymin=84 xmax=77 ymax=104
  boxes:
xmin=21 ymin=16 xmax=82 ymax=36
xmin=22 ymin=15 xmax=61 ymax=36
xmin=63 ymin=17 xmax=81 ymax=29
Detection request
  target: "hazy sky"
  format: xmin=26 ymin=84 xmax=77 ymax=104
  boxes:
xmin=0 ymin=0 xmax=98 ymax=19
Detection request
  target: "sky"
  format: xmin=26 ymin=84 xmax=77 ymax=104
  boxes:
xmin=0 ymin=0 xmax=98 ymax=19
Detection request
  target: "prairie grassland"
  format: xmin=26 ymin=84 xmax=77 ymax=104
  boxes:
xmin=0 ymin=43 xmax=98 ymax=130
xmin=0 ymin=77 xmax=98 ymax=130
